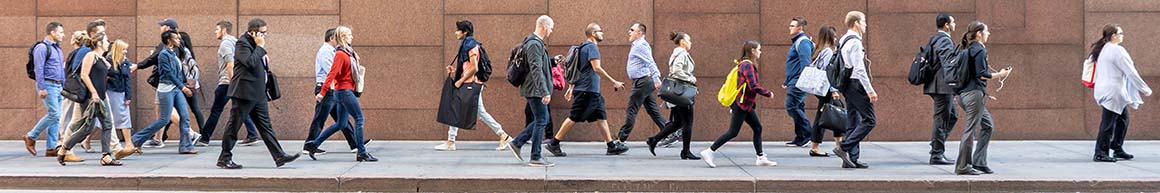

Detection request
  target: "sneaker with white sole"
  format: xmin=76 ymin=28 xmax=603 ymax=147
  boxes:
xmin=700 ymin=149 xmax=717 ymax=168
xmin=528 ymin=159 xmax=555 ymax=167
xmin=434 ymin=141 xmax=456 ymax=151
xmin=756 ymin=154 xmax=778 ymax=166
xmin=496 ymin=135 xmax=513 ymax=151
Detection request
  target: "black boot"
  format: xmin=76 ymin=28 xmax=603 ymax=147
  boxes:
xmin=680 ymin=150 xmax=701 ymax=160
xmin=646 ymin=137 xmax=658 ymax=156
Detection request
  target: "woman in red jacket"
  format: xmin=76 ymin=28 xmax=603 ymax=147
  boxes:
xmin=305 ymin=26 xmax=376 ymax=162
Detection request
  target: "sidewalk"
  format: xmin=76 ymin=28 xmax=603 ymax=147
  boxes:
xmin=1 ymin=140 xmax=1158 ymax=192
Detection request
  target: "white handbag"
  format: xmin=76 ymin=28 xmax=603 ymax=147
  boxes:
xmin=795 ymin=66 xmax=831 ymax=96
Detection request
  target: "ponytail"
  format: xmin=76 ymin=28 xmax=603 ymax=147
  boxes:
xmin=1089 ymin=24 xmax=1120 ymax=62
xmin=959 ymin=21 xmax=986 ymax=50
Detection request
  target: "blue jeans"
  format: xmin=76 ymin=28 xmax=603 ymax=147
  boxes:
xmin=306 ymin=85 xmax=357 ymax=149
xmin=200 ymin=84 xmax=257 ymax=143
xmin=512 ymin=97 xmax=547 ymax=160
xmin=132 ymin=90 xmax=194 ymax=152
xmin=785 ymin=87 xmax=812 ymax=144
xmin=28 ymin=83 xmax=63 ymax=149
xmin=309 ymin=90 xmax=367 ymax=154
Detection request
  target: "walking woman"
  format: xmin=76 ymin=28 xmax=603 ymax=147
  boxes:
xmin=57 ymin=32 xmax=119 ymax=166
xmin=1090 ymin=24 xmax=1152 ymax=163
xmin=305 ymin=26 xmax=377 ymax=162
xmin=127 ymin=30 xmax=196 ymax=155
xmin=807 ymin=26 xmax=845 ymax=157
xmin=954 ymin=21 xmax=1011 ymax=175
xmin=700 ymin=40 xmax=777 ymax=168
xmin=646 ymin=32 xmax=700 ymax=160
xmin=108 ymin=40 xmax=138 ymax=159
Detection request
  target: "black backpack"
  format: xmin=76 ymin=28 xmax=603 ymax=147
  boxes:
xmin=476 ymin=44 xmax=493 ymax=82
xmin=907 ymin=35 xmax=950 ymax=85
xmin=827 ymin=36 xmax=861 ymax=91
xmin=943 ymin=48 xmax=971 ymax=90
xmin=26 ymin=42 xmax=51 ymax=80
xmin=506 ymin=38 xmax=537 ymax=87
xmin=561 ymin=43 xmax=590 ymax=84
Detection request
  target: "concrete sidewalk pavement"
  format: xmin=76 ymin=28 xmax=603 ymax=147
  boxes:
xmin=0 ymin=140 xmax=1158 ymax=192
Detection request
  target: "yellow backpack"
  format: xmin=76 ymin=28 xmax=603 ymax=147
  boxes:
xmin=717 ymin=60 xmax=748 ymax=107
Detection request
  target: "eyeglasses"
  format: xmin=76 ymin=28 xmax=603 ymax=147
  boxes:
xmin=788 ymin=25 xmax=800 ymax=28
xmin=595 ymin=30 xmax=603 ymax=33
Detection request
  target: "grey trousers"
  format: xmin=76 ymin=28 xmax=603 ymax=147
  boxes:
xmin=929 ymin=94 xmax=958 ymax=156
xmin=955 ymin=90 xmax=993 ymax=172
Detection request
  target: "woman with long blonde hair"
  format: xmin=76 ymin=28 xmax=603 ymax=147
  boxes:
xmin=108 ymin=40 xmax=138 ymax=159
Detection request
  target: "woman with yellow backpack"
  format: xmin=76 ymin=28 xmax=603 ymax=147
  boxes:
xmin=700 ymin=40 xmax=777 ymax=168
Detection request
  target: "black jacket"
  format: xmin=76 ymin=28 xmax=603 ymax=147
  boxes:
xmin=923 ymin=32 xmax=956 ymax=95
xmin=228 ymin=33 xmax=269 ymax=102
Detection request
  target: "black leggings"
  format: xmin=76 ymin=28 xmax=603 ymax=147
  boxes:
xmin=811 ymin=94 xmax=846 ymax=143
xmin=710 ymin=105 xmax=764 ymax=156
xmin=652 ymin=104 xmax=693 ymax=152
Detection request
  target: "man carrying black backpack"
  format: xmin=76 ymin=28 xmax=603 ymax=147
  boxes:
xmin=23 ymin=22 xmax=66 ymax=157
xmin=923 ymin=13 xmax=960 ymax=165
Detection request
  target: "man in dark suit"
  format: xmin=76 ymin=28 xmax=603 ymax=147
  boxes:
xmin=216 ymin=18 xmax=300 ymax=169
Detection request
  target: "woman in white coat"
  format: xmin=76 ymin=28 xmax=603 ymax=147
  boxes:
xmin=1089 ymin=24 xmax=1152 ymax=162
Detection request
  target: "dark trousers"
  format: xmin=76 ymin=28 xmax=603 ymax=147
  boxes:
xmin=525 ymin=102 xmax=554 ymax=139
xmin=514 ymin=97 xmax=548 ymax=160
xmin=929 ymin=94 xmax=958 ymax=156
xmin=309 ymin=90 xmax=367 ymax=154
xmin=955 ymin=90 xmax=992 ymax=172
xmin=64 ymin=101 xmax=113 ymax=153
xmin=618 ymin=78 xmax=667 ymax=141
xmin=306 ymin=85 xmax=358 ymax=150
xmin=1095 ymin=107 xmax=1129 ymax=156
xmin=710 ymin=105 xmax=764 ymax=156
xmin=200 ymin=84 xmax=257 ymax=143
xmin=162 ymin=91 xmax=204 ymax=142
xmin=217 ymin=98 xmax=288 ymax=162
xmin=652 ymin=103 xmax=693 ymax=152
xmin=840 ymin=81 xmax=876 ymax=162
xmin=785 ymin=87 xmax=812 ymax=145
xmin=811 ymin=94 xmax=845 ymax=143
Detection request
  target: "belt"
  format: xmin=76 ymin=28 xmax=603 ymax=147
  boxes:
xmin=45 ymin=79 xmax=63 ymax=85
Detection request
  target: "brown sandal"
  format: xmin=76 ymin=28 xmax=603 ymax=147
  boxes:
xmin=101 ymin=154 xmax=122 ymax=166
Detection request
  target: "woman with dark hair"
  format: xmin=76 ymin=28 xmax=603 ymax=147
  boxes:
xmin=954 ymin=21 xmax=1011 ymax=175
xmin=126 ymin=30 xmax=197 ymax=158
xmin=700 ymin=40 xmax=777 ymax=168
xmin=436 ymin=19 xmax=513 ymax=151
xmin=806 ymin=25 xmax=844 ymax=157
xmin=1089 ymin=24 xmax=1152 ymax=163
xmin=57 ymin=32 xmax=119 ymax=166
xmin=645 ymin=32 xmax=699 ymax=160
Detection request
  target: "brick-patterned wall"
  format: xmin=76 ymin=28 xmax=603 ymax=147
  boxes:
xmin=2 ymin=0 xmax=1157 ymax=141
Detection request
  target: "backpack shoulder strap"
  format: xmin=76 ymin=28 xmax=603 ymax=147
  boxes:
xmin=792 ymin=36 xmax=809 ymax=52
xmin=838 ymin=35 xmax=860 ymax=49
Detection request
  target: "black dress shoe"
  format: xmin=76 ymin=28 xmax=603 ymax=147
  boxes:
xmin=1114 ymin=152 xmax=1135 ymax=160
xmin=356 ymin=153 xmax=378 ymax=162
xmin=680 ymin=150 xmax=701 ymax=160
xmin=854 ymin=162 xmax=870 ymax=169
xmin=929 ymin=156 xmax=954 ymax=165
xmin=1093 ymin=155 xmax=1117 ymax=162
xmin=956 ymin=169 xmax=983 ymax=175
xmin=646 ymin=137 xmax=658 ymax=157
xmin=832 ymin=148 xmax=855 ymax=168
xmin=217 ymin=161 xmax=243 ymax=169
xmin=809 ymin=150 xmax=829 ymax=157
xmin=276 ymin=154 xmax=301 ymax=167
xmin=973 ymin=166 xmax=994 ymax=174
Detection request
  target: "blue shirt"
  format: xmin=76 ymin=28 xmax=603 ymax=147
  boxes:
xmin=784 ymin=33 xmax=813 ymax=87
xmin=627 ymin=37 xmax=660 ymax=83
xmin=572 ymin=41 xmax=601 ymax=93
xmin=34 ymin=38 xmax=65 ymax=90
xmin=315 ymin=43 xmax=336 ymax=83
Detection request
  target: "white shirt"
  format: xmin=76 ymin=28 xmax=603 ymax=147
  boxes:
xmin=1094 ymin=43 xmax=1152 ymax=114
xmin=841 ymin=30 xmax=874 ymax=94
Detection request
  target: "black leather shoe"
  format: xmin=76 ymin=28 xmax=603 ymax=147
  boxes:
xmin=356 ymin=153 xmax=378 ymax=162
xmin=276 ymin=154 xmax=300 ymax=167
xmin=217 ymin=161 xmax=243 ymax=169
xmin=809 ymin=150 xmax=829 ymax=157
xmin=646 ymin=137 xmax=658 ymax=157
xmin=929 ymin=155 xmax=954 ymax=165
xmin=956 ymin=169 xmax=983 ymax=175
xmin=832 ymin=148 xmax=855 ymax=168
xmin=1093 ymin=155 xmax=1117 ymax=162
xmin=854 ymin=162 xmax=870 ymax=169
xmin=973 ymin=166 xmax=994 ymax=174
xmin=680 ymin=150 xmax=701 ymax=160
xmin=1114 ymin=151 xmax=1135 ymax=160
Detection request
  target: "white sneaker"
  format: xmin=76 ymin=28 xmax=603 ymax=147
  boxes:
xmin=700 ymin=149 xmax=717 ymax=168
xmin=496 ymin=135 xmax=512 ymax=151
xmin=434 ymin=141 xmax=456 ymax=151
xmin=756 ymin=154 xmax=778 ymax=166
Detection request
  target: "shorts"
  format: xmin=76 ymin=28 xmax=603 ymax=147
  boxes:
xmin=569 ymin=91 xmax=606 ymax=122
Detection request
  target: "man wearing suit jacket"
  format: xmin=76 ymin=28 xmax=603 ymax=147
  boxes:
xmin=216 ymin=18 xmax=300 ymax=169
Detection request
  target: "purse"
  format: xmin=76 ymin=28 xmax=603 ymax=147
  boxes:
xmin=265 ymin=69 xmax=281 ymax=101
xmin=795 ymin=66 xmax=831 ymax=96
xmin=815 ymin=99 xmax=848 ymax=131
xmin=659 ymin=78 xmax=697 ymax=106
